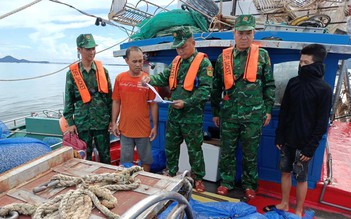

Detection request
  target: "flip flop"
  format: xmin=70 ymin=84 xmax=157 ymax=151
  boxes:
xmin=263 ymin=205 xmax=277 ymax=212
xmin=217 ymin=185 xmax=229 ymax=195
xmin=245 ymin=188 xmax=256 ymax=199
xmin=195 ymin=180 xmax=206 ymax=192
xmin=263 ymin=205 xmax=286 ymax=217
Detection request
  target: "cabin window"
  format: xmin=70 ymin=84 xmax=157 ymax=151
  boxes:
xmin=273 ymin=61 xmax=299 ymax=106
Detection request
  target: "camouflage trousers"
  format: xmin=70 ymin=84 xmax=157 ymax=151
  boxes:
xmin=165 ymin=120 xmax=205 ymax=180
xmin=79 ymin=129 xmax=111 ymax=164
xmin=219 ymin=120 xmax=262 ymax=190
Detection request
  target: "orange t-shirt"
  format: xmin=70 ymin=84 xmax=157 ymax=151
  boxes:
xmin=112 ymin=71 xmax=156 ymax=138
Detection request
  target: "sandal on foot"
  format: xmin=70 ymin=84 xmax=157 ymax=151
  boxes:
xmin=245 ymin=188 xmax=256 ymax=199
xmin=263 ymin=205 xmax=277 ymax=212
xmin=263 ymin=205 xmax=286 ymax=215
xmin=217 ymin=186 xmax=229 ymax=196
xmin=195 ymin=180 xmax=206 ymax=192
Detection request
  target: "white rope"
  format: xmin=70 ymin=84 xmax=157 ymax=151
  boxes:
xmin=0 ymin=62 xmax=73 ymax=82
xmin=48 ymin=0 xmax=132 ymax=35
xmin=0 ymin=0 xmax=43 ymax=20
xmin=0 ymin=166 xmax=143 ymax=219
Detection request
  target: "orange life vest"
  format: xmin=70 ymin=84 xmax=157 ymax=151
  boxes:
xmin=169 ymin=52 xmax=207 ymax=91
xmin=222 ymin=44 xmax=259 ymax=90
xmin=69 ymin=60 xmax=108 ymax=103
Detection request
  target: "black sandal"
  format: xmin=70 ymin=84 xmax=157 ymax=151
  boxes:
xmin=263 ymin=205 xmax=277 ymax=212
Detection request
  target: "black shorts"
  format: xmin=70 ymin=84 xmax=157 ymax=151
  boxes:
xmin=279 ymin=144 xmax=310 ymax=182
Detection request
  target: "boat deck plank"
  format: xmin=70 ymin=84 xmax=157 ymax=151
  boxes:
xmin=0 ymin=147 xmax=186 ymax=218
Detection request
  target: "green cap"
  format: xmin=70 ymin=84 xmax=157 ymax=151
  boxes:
xmin=76 ymin=34 xmax=97 ymax=48
xmin=235 ymin=15 xmax=256 ymax=31
xmin=171 ymin=26 xmax=193 ymax=49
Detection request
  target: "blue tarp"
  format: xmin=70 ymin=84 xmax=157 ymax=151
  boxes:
xmin=158 ymin=198 xmax=267 ymax=219
xmin=0 ymin=137 xmax=52 ymax=173
xmin=150 ymin=149 xmax=166 ymax=173
xmin=158 ymin=198 xmax=315 ymax=219
xmin=264 ymin=209 xmax=315 ymax=219
xmin=125 ymin=149 xmax=166 ymax=173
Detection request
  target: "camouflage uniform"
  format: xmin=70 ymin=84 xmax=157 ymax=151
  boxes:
xmin=211 ymin=46 xmax=275 ymax=190
xmin=149 ymin=48 xmax=213 ymax=180
xmin=63 ymin=61 xmax=112 ymax=164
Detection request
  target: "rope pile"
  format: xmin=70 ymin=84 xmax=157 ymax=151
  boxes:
xmin=0 ymin=166 xmax=143 ymax=219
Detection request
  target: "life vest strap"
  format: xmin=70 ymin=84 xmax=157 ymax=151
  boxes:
xmin=169 ymin=52 xmax=207 ymax=91
xmin=70 ymin=63 xmax=91 ymax=103
xmin=222 ymin=44 xmax=259 ymax=90
xmin=169 ymin=56 xmax=181 ymax=90
xmin=69 ymin=60 xmax=108 ymax=103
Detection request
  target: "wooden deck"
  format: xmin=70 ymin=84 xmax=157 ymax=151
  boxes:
xmin=0 ymin=147 xmax=188 ymax=218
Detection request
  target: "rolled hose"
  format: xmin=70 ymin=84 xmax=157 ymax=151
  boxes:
xmin=290 ymin=14 xmax=331 ymax=27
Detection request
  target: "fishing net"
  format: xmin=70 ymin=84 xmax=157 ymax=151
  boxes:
xmin=0 ymin=137 xmax=51 ymax=173
xmin=130 ymin=9 xmax=208 ymax=40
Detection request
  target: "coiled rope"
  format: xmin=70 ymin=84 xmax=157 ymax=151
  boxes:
xmin=0 ymin=166 xmax=143 ymax=219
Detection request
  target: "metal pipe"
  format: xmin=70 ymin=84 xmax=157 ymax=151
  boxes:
xmin=181 ymin=170 xmax=193 ymax=201
xmin=168 ymin=204 xmax=188 ymax=219
xmin=231 ymin=0 xmax=237 ymax=16
xmin=12 ymin=130 xmax=62 ymax=137
xmin=319 ymin=140 xmax=351 ymax=211
xmin=50 ymin=142 xmax=62 ymax=149
xmin=3 ymin=116 xmax=26 ymax=129
xmin=0 ymin=210 xmax=19 ymax=219
xmin=320 ymin=180 xmax=351 ymax=211
xmin=334 ymin=114 xmax=351 ymax=119
xmin=120 ymin=191 xmax=194 ymax=219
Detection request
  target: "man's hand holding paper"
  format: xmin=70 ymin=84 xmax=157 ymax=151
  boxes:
xmin=146 ymin=83 xmax=174 ymax=104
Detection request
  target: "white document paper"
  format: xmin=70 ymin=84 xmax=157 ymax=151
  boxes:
xmin=147 ymin=83 xmax=174 ymax=104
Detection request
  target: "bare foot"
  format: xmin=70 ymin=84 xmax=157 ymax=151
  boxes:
xmin=295 ymin=209 xmax=303 ymax=218
xmin=275 ymin=203 xmax=289 ymax=211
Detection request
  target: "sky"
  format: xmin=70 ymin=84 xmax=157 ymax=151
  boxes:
xmin=0 ymin=0 xmax=177 ymax=64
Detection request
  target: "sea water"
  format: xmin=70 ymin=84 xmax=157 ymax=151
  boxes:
xmin=0 ymin=62 xmax=128 ymax=121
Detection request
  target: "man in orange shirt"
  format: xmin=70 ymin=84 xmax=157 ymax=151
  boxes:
xmin=111 ymin=46 xmax=158 ymax=172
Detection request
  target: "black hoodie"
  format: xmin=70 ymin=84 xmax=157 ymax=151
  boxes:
xmin=275 ymin=62 xmax=332 ymax=157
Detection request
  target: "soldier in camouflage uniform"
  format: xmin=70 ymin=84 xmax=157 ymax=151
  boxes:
xmin=211 ymin=15 xmax=275 ymax=199
xmin=63 ymin=34 xmax=112 ymax=164
xmin=142 ymin=26 xmax=213 ymax=192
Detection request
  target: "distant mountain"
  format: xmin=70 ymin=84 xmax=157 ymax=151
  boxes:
xmin=0 ymin=55 xmax=49 ymax=64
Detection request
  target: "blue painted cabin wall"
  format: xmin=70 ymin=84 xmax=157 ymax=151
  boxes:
xmin=120 ymin=31 xmax=351 ymax=188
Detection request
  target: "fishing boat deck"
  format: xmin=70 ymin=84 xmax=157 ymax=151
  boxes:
xmin=0 ymin=147 xmax=189 ymax=219
xmin=325 ymin=121 xmax=351 ymax=193
xmin=250 ymin=121 xmax=351 ymax=218
xmin=186 ymin=122 xmax=351 ymax=219
xmin=2 ymin=115 xmax=351 ymax=218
